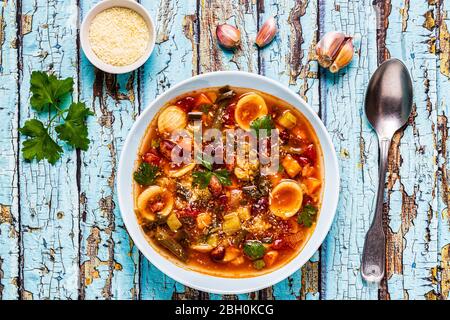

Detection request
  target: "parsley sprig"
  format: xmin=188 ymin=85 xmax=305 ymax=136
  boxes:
xmin=134 ymin=162 xmax=160 ymax=186
xmin=192 ymin=156 xmax=232 ymax=188
xmin=297 ymin=204 xmax=318 ymax=227
xmin=250 ymin=115 xmax=275 ymax=139
xmin=19 ymin=71 xmax=93 ymax=164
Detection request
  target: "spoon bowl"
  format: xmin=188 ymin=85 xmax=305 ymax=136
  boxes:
xmin=365 ymin=59 xmax=413 ymax=137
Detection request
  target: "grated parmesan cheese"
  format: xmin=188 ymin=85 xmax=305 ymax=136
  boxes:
xmin=89 ymin=7 xmax=150 ymax=67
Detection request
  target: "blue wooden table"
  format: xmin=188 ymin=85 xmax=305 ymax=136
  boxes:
xmin=0 ymin=0 xmax=449 ymax=300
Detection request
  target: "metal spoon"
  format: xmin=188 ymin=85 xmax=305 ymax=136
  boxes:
xmin=362 ymin=58 xmax=413 ymax=283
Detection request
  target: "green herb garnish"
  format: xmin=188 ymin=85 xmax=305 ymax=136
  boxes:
xmin=243 ymin=240 xmax=266 ymax=260
xmin=250 ymin=115 xmax=275 ymax=139
xmin=297 ymin=204 xmax=318 ymax=227
xmin=30 ymin=71 xmax=74 ymax=111
xmin=19 ymin=119 xmax=63 ymax=165
xmin=19 ymin=71 xmax=93 ymax=164
xmin=133 ymin=162 xmax=160 ymax=186
xmin=192 ymin=156 xmax=232 ymax=188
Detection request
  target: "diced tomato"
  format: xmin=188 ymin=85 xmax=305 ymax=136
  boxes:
xmin=179 ymin=207 xmax=200 ymax=217
xmin=272 ymin=238 xmax=288 ymax=250
xmin=142 ymin=151 xmax=161 ymax=165
xmin=292 ymin=155 xmax=310 ymax=167
xmin=176 ymin=96 xmax=196 ymax=112
xmin=195 ymin=93 xmax=213 ymax=107
xmin=223 ymin=103 xmax=237 ymax=126
xmin=303 ymin=144 xmax=316 ymax=165
xmin=302 ymin=195 xmax=314 ymax=206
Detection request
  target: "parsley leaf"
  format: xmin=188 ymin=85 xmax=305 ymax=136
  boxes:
xmin=19 ymin=119 xmax=63 ymax=164
xmin=30 ymin=71 xmax=74 ymax=111
xmin=297 ymin=204 xmax=318 ymax=227
xmin=55 ymin=102 xmax=94 ymax=150
xmin=192 ymin=156 xmax=232 ymax=188
xmin=192 ymin=171 xmax=213 ymax=188
xmin=213 ymin=169 xmax=232 ymax=186
xmin=133 ymin=162 xmax=160 ymax=186
xmin=199 ymin=104 xmax=212 ymax=114
xmin=250 ymin=115 xmax=275 ymax=139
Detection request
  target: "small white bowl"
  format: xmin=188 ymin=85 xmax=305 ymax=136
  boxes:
xmin=80 ymin=0 xmax=156 ymax=74
xmin=117 ymin=71 xmax=340 ymax=294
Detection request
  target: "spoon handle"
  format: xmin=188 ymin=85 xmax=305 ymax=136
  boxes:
xmin=361 ymin=137 xmax=390 ymax=283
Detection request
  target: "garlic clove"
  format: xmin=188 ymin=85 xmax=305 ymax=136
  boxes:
xmin=255 ymin=16 xmax=277 ymax=48
xmin=216 ymin=24 xmax=241 ymax=49
xmin=329 ymin=39 xmax=354 ymax=73
xmin=315 ymin=31 xmax=347 ymax=68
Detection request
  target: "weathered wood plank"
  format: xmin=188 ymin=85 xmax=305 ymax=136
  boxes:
xmin=18 ymin=0 xmax=80 ymax=299
xmin=79 ymin=1 xmax=139 ymax=300
xmin=138 ymin=0 xmax=200 ymax=300
xmin=0 ymin=0 xmax=20 ymax=300
xmin=434 ymin=0 xmax=450 ymax=301
xmin=319 ymin=0 xmax=380 ymax=300
xmin=260 ymin=0 xmax=320 ymax=300
xmin=381 ymin=0 xmax=439 ymax=300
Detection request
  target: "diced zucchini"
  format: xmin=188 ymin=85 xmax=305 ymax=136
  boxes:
xmin=277 ymin=111 xmax=297 ymax=129
xmin=222 ymin=246 xmax=241 ymax=262
xmin=237 ymin=206 xmax=251 ymax=221
xmin=207 ymin=233 xmax=219 ymax=247
xmin=167 ymin=213 xmax=182 ymax=231
xmin=222 ymin=213 xmax=241 ymax=235
xmin=282 ymin=154 xmax=302 ymax=178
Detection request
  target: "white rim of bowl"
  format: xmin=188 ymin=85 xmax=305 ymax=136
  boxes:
xmin=80 ymin=0 xmax=156 ymax=74
xmin=117 ymin=71 xmax=340 ymax=294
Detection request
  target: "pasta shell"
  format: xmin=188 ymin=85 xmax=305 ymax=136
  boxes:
xmin=269 ymin=179 xmax=303 ymax=219
xmin=158 ymin=106 xmax=188 ymax=133
xmin=137 ymin=185 xmax=174 ymax=220
xmin=234 ymin=93 xmax=268 ymax=130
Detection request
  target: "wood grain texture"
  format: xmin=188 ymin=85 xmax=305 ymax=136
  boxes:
xmin=0 ymin=0 xmax=448 ymax=300
xmin=0 ymin=0 xmax=20 ymax=300
xmin=78 ymin=0 xmax=140 ymax=300
xmin=319 ymin=0 xmax=380 ymax=300
xmin=18 ymin=0 xmax=80 ymax=299
xmin=381 ymin=0 xmax=439 ymax=300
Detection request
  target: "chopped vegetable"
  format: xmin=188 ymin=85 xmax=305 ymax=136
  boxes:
xmin=304 ymin=178 xmax=322 ymax=195
xmin=133 ymin=162 xmax=160 ymax=186
xmin=237 ymin=206 xmax=251 ymax=221
xmin=281 ymin=154 xmax=302 ymax=178
xmin=167 ymin=213 xmax=182 ymax=231
xmin=263 ymin=250 xmax=279 ymax=267
xmin=207 ymin=233 xmax=219 ymax=247
xmin=243 ymin=240 xmax=266 ymax=260
xmin=196 ymin=212 xmax=212 ymax=230
xmin=155 ymin=228 xmax=187 ymax=262
xmin=212 ymin=86 xmax=235 ymax=129
xmin=297 ymin=204 xmax=318 ymax=227
xmin=223 ymin=246 xmax=241 ymax=262
xmin=253 ymin=259 xmax=266 ymax=270
xmin=223 ymin=213 xmax=241 ymax=235
xmin=276 ymin=110 xmax=297 ymax=129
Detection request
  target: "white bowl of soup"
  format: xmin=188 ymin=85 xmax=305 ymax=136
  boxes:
xmin=118 ymin=71 xmax=339 ymax=294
